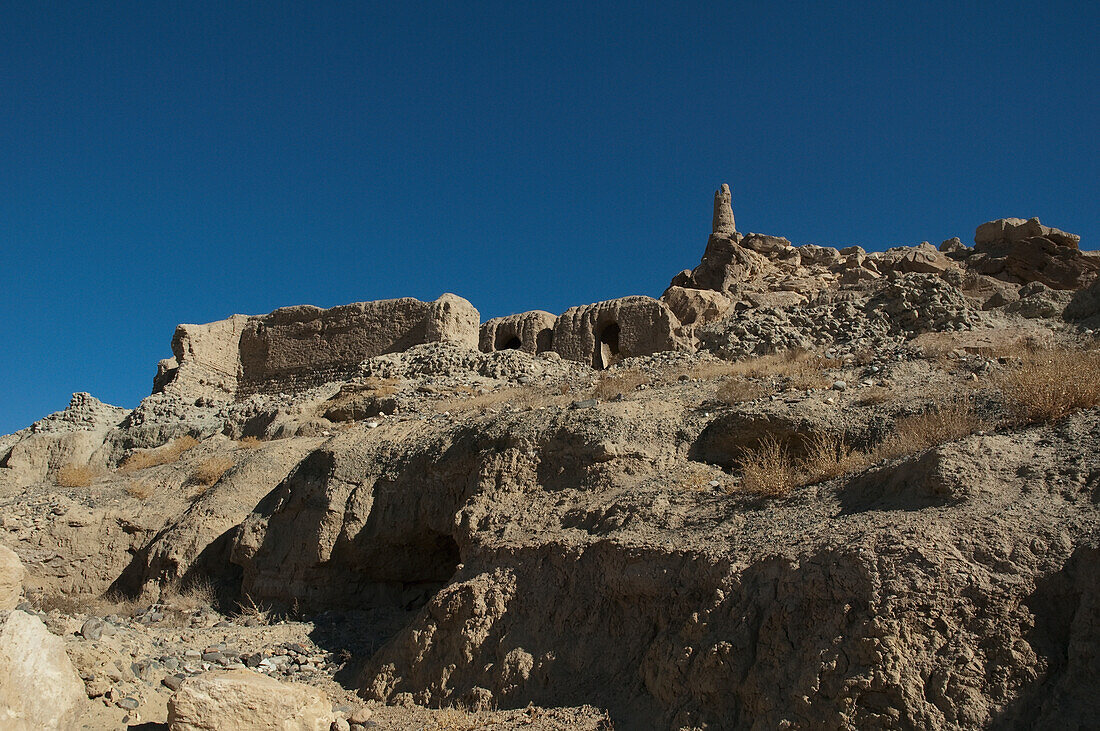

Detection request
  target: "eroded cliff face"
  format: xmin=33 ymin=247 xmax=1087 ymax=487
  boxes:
xmin=221 ymin=388 xmax=1100 ymax=728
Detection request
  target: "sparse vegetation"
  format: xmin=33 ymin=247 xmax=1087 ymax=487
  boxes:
xmin=119 ymin=435 xmax=200 ymax=472
xmin=189 ymin=455 xmax=235 ymax=491
xmin=54 ymin=463 xmax=101 ymax=487
xmin=993 ymin=347 xmax=1100 ymax=424
xmin=29 ymin=589 xmax=142 ymax=618
xmin=125 ymin=479 xmax=155 ymax=500
xmin=591 ymin=369 xmax=649 ymax=400
xmin=434 ymin=384 xmax=555 ymax=413
xmin=737 ymin=436 xmax=796 ymax=496
xmin=236 ymin=436 xmax=263 ymax=449
xmin=715 ymin=377 xmax=772 ymax=404
xmin=735 ymin=394 xmax=985 ymax=496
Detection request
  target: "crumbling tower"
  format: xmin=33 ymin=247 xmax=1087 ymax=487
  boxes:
xmin=712 ymin=183 xmax=737 ymax=235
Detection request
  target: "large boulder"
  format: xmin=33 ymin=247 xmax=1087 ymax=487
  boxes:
xmin=167 ymin=669 xmax=333 ymax=731
xmin=660 ymin=287 xmax=732 ymax=328
xmin=0 ymin=611 xmax=87 ymax=730
xmin=0 ymin=547 xmax=23 ymax=609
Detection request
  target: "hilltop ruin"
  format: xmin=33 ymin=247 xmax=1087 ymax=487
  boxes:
xmin=151 ymin=184 xmax=1099 ymax=403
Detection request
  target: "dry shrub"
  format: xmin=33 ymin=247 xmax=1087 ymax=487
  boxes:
xmin=190 ymin=455 xmax=235 ymax=490
xmin=234 ymin=594 xmax=272 ymax=625
xmin=737 ymin=436 xmax=796 ymax=496
xmin=236 ymin=436 xmax=263 ymax=449
xmin=855 ymin=387 xmax=893 ymax=407
xmin=591 ymin=369 xmax=649 ymax=400
xmin=716 ymin=377 xmax=772 ymax=404
xmin=55 ymin=464 xmax=101 ymax=487
xmin=434 ymin=385 xmax=553 ymax=413
xmin=797 ymin=433 xmax=868 ymax=483
xmin=735 ymin=395 xmax=983 ymax=496
xmin=119 ymin=435 xmax=200 ymax=472
xmin=159 ymin=577 xmax=215 ymax=612
xmin=125 ymin=480 xmax=155 ymax=501
xmin=30 ymin=589 xmax=142 ymax=618
xmin=875 ymin=396 xmax=985 ymax=461
xmin=993 ymin=348 xmax=1100 ymax=423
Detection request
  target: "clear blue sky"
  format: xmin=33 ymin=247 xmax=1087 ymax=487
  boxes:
xmin=2 ymin=1 xmax=1097 ymax=433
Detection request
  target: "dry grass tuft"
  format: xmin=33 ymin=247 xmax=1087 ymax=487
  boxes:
xmin=591 ymin=369 xmax=649 ymax=400
xmin=54 ymin=464 xmax=101 ymax=487
xmin=725 ymin=348 xmax=841 ymax=391
xmin=189 ymin=455 xmax=235 ymax=490
xmin=119 ymin=435 xmax=200 ymax=472
xmin=993 ymin=347 xmax=1100 ymax=424
xmin=233 ymin=594 xmax=272 ymax=625
xmin=855 ymin=387 xmax=893 ymax=407
xmin=735 ymin=394 xmax=984 ymax=497
xmin=716 ymin=377 xmax=772 ymax=404
xmin=737 ymin=436 xmax=796 ymax=496
xmin=125 ymin=480 xmax=155 ymax=501
xmin=29 ymin=589 xmax=143 ymax=618
xmin=875 ymin=396 xmax=985 ymax=461
xmin=236 ymin=436 xmax=263 ymax=449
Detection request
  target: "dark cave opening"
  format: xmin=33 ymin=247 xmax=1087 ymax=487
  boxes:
xmin=597 ymin=322 xmax=621 ymax=369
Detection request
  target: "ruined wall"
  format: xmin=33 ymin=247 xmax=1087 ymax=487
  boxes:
xmin=237 ymin=294 xmax=479 ymax=394
xmin=153 ymin=315 xmax=251 ymax=398
xmin=479 ymin=311 xmax=558 ymax=355
xmin=551 ymin=296 xmax=688 ymax=369
xmin=156 ymin=294 xmax=480 ymax=399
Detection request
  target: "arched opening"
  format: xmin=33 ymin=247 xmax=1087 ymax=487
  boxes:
xmin=495 ymin=330 xmax=523 ymax=351
xmin=535 ymin=328 xmax=554 ymax=354
xmin=597 ymin=322 xmax=621 ymax=369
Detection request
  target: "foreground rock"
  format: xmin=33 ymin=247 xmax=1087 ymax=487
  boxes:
xmin=0 ymin=546 xmax=23 ymax=609
xmin=0 ymin=610 xmax=86 ymax=730
xmin=167 ymin=669 xmax=333 ymax=731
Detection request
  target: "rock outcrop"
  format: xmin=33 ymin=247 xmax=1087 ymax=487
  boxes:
xmin=0 ymin=610 xmax=87 ymax=730
xmin=968 ymin=217 xmax=1098 ymax=290
xmin=0 ymin=546 xmax=23 ymax=609
xmin=167 ymin=669 xmax=333 ymax=731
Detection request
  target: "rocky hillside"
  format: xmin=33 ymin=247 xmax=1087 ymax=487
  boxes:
xmin=1 ymin=190 xmax=1099 ymax=729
